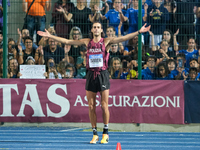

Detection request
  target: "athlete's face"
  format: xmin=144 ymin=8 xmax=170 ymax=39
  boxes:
xmin=92 ymin=23 xmax=103 ymax=37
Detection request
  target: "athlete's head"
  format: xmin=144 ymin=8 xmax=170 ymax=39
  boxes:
xmin=89 ymin=22 xmax=105 ymax=38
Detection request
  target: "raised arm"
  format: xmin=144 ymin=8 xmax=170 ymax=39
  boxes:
xmin=173 ymin=29 xmax=179 ymax=51
xmin=22 ymin=0 xmax=28 ymax=12
xmin=37 ymin=29 xmax=88 ymax=46
xmin=45 ymin=0 xmax=51 ymax=11
xmin=108 ymin=23 xmax=151 ymax=44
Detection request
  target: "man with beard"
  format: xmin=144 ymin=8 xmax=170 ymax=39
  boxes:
xmin=17 ymin=28 xmax=38 ymax=50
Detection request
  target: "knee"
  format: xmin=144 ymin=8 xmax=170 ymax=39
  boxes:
xmin=101 ymin=101 xmax=108 ymax=112
xmin=88 ymin=103 xmax=96 ymax=112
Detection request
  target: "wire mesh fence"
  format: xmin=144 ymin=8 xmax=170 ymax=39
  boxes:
xmin=0 ymin=0 xmax=199 ymax=80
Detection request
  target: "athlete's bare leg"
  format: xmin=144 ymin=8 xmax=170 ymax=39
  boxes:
xmin=86 ymin=90 xmax=97 ymax=128
xmin=100 ymin=89 xmax=110 ymax=125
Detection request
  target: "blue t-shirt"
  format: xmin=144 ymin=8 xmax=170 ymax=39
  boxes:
xmin=142 ymin=67 xmax=156 ymax=79
xmin=125 ymin=8 xmax=145 ymax=33
xmin=179 ymin=49 xmax=199 ymax=68
xmin=170 ymin=69 xmax=179 ymax=78
xmin=105 ymin=9 xmax=126 ymax=35
xmin=111 ymin=70 xmax=120 ymax=79
xmin=183 ymin=68 xmax=200 ymax=80
xmin=156 ymin=73 xmax=174 ymax=80
xmin=120 ymin=72 xmax=129 ymax=79
xmin=147 ymin=4 xmax=169 ymax=34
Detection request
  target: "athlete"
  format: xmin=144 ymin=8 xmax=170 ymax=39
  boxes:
xmin=37 ymin=22 xmax=150 ymax=144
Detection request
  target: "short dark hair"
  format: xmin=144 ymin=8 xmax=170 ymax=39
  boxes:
xmin=0 ymin=30 xmax=2 ymax=35
xmin=166 ymin=59 xmax=177 ymax=67
xmin=189 ymin=58 xmax=198 ymax=63
xmin=189 ymin=67 xmax=197 ymax=73
xmin=24 ymin=36 xmax=33 ymax=42
xmin=146 ymin=55 xmax=157 ymax=62
xmin=176 ymin=53 xmax=186 ymax=59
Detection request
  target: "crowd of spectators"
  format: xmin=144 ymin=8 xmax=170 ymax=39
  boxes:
xmin=0 ymin=0 xmax=200 ymax=81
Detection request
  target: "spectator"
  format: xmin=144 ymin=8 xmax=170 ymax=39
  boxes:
xmin=124 ymin=35 xmax=138 ymax=55
xmin=166 ymin=58 xmax=178 ymax=78
xmin=175 ymin=0 xmax=196 ymax=45
xmin=182 ymin=58 xmax=200 ymax=80
xmin=0 ymin=0 xmax=10 ymax=31
xmin=22 ymin=0 xmax=51 ymax=44
xmin=7 ymin=38 xmax=17 ymax=60
xmin=130 ymin=43 xmax=147 ymax=67
xmin=156 ymin=62 xmax=174 ymax=79
xmin=38 ymin=38 xmax=69 ymax=65
xmin=44 ymin=57 xmax=62 ymax=79
xmin=142 ymin=55 xmax=157 ymax=79
xmin=25 ymin=56 xmax=35 ymax=65
xmin=109 ymin=57 xmax=121 ymax=79
xmin=106 ymin=26 xmax=116 ymax=37
xmin=57 ymin=60 xmax=68 ymax=78
xmin=101 ymin=0 xmax=127 ymax=35
xmin=38 ymin=26 xmax=62 ymax=47
xmin=109 ymin=43 xmax=124 ymax=58
xmin=164 ymin=0 xmax=177 ymax=33
xmin=69 ymin=0 xmax=94 ymax=38
xmin=125 ymin=0 xmax=148 ymax=34
xmin=119 ymin=60 xmax=129 ymax=79
xmin=76 ymin=48 xmax=86 ymax=79
xmin=89 ymin=0 xmax=109 ymax=23
xmin=65 ymin=63 xmax=75 ymax=78
xmin=17 ymin=28 xmax=38 ymax=50
xmin=106 ymin=25 xmax=124 ymax=53
xmin=154 ymin=39 xmax=171 ymax=61
xmin=68 ymin=26 xmax=85 ymax=65
xmin=7 ymin=58 xmax=20 ymax=78
xmin=18 ymin=36 xmax=39 ymax=65
xmin=178 ymin=38 xmax=199 ymax=68
xmin=157 ymin=29 xmax=179 ymax=54
xmin=174 ymin=53 xmax=186 ymax=80
xmin=183 ymin=67 xmax=198 ymax=81
xmin=147 ymin=0 xmax=169 ymax=47
xmin=51 ymin=0 xmax=74 ymax=39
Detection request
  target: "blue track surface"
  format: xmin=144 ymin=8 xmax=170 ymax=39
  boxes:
xmin=0 ymin=126 xmax=199 ymax=150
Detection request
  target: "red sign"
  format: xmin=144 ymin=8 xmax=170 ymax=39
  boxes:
xmin=0 ymin=79 xmax=184 ymax=124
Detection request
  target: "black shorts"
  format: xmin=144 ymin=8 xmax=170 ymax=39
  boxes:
xmin=85 ymin=70 xmax=110 ymax=93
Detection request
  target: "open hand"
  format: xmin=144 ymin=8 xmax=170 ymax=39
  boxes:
xmin=139 ymin=23 xmax=151 ymax=33
xmin=37 ymin=29 xmax=51 ymax=38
